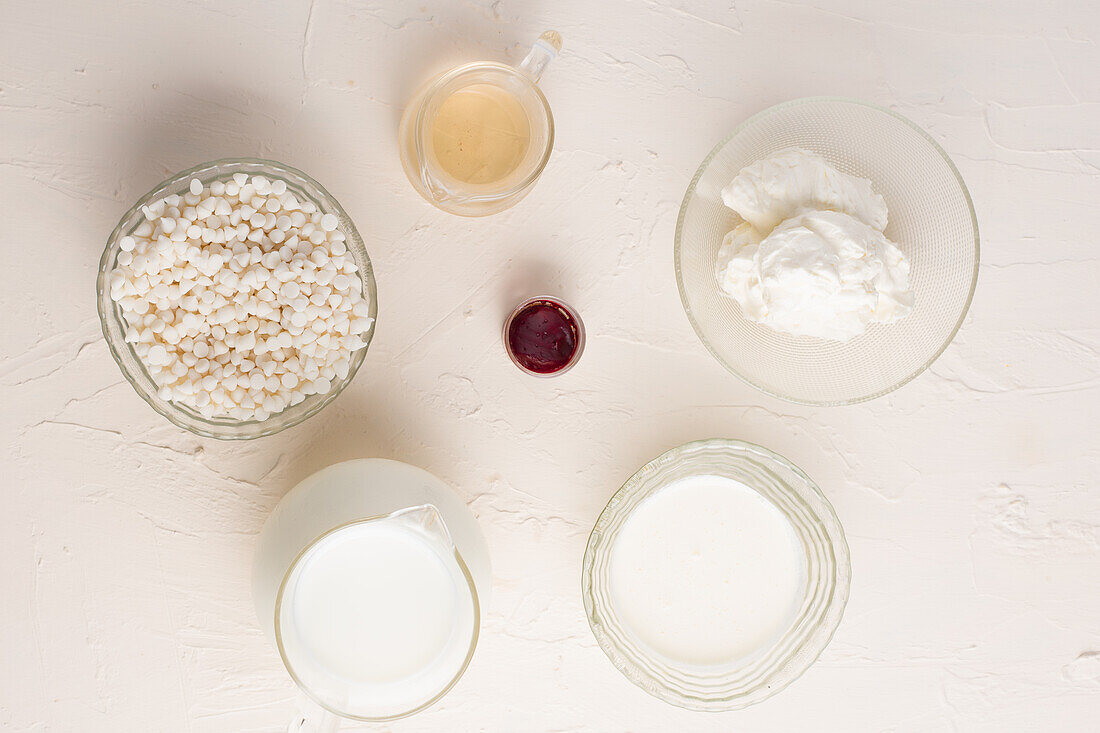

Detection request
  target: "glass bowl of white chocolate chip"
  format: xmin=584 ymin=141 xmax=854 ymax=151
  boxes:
xmin=676 ymin=98 xmax=979 ymax=405
xmin=97 ymin=159 xmax=377 ymax=439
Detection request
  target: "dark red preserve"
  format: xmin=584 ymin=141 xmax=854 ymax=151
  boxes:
xmin=504 ymin=297 xmax=584 ymax=376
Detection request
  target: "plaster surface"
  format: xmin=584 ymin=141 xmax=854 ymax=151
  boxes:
xmin=1 ymin=1 xmax=1098 ymax=730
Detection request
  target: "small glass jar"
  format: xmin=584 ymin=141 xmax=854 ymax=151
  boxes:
xmin=581 ymin=439 xmax=851 ymax=711
xmin=502 ymin=296 xmax=585 ymax=377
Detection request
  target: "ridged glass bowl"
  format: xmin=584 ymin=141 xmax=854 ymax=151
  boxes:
xmin=582 ymin=439 xmax=850 ymax=711
xmin=676 ymin=98 xmax=979 ymax=405
xmin=96 ymin=158 xmax=377 ymax=440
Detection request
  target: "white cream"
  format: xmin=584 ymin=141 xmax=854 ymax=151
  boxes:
xmin=608 ymin=475 xmax=805 ymax=666
xmin=717 ymin=149 xmax=913 ymax=342
xmin=721 ymin=147 xmax=888 ymax=232
xmin=280 ymin=520 xmax=476 ymax=713
xmin=720 ymin=210 xmax=914 ymax=342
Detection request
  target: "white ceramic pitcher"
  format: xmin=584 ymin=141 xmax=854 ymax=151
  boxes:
xmin=252 ymin=459 xmax=491 ymax=730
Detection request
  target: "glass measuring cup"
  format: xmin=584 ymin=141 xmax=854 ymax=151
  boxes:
xmin=252 ymin=459 xmax=491 ymax=731
xmin=399 ymin=31 xmax=562 ymax=216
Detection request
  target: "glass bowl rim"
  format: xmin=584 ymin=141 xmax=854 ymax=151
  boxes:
xmin=673 ymin=96 xmax=981 ymax=406
xmin=95 ymin=157 xmax=377 ymax=440
xmin=581 ymin=437 xmax=852 ymax=711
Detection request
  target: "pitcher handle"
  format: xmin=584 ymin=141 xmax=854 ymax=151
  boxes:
xmin=517 ymin=30 xmax=562 ymax=83
xmin=287 ymin=692 xmax=341 ymax=733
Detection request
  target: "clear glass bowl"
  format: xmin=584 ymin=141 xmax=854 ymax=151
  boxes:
xmin=96 ymin=158 xmax=377 ymax=440
xmin=675 ymin=98 xmax=979 ymax=405
xmin=581 ymin=439 xmax=851 ymax=711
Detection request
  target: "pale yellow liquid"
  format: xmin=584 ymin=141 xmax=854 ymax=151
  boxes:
xmin=431 ymin=84 xmax=531 ymax=185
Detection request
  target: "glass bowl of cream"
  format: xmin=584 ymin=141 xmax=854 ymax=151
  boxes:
xmin=581 ymin=439 xmax=850 ymax=711
xmin=676 ymin=97 xmax=979 ymax=405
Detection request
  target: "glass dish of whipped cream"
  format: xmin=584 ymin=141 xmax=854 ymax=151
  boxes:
xmin=674 ymin=98 xmax=979 ymax=405
xmin=716 ymin=148 xmax=914 ymax=342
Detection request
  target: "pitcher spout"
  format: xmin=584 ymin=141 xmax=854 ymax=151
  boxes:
xmin=382 ymin=504 xmax=458 ymax=551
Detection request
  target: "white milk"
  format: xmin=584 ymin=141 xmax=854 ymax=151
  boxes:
xmin=278 ymin=519 xmax=477 ymax=716
xmin=608 ymin=474 xmax=806 ymax=666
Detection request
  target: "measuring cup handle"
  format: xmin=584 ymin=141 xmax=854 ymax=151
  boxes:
xmin=287 ymin=692 xmax=340 ymax=733
xmin=517 ymin=30 xmax=562 ymax=83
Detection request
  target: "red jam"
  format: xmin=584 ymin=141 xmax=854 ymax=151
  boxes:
xmin=505 ymin=298 xmax=583 ymax=375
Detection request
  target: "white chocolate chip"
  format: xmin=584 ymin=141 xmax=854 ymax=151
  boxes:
xmin=109 ymin=173 xmax=372 ymax=421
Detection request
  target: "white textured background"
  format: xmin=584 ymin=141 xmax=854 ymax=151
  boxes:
xmin=2 ymin=1 xmax=1099 ymax=730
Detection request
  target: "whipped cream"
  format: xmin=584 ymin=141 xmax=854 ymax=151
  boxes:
xmin=717 ymin=149 xmax=913 ymax=342
xmin=721 ymin=147 xmax=888 ymax=232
